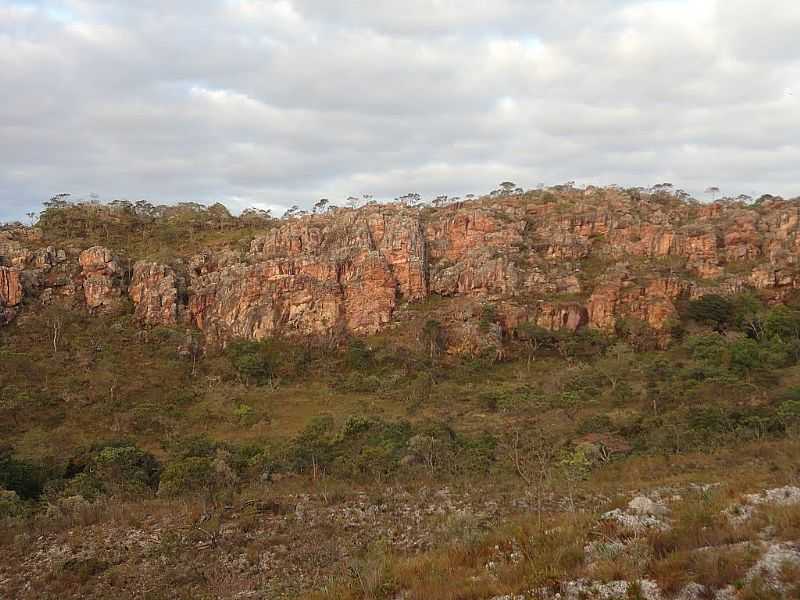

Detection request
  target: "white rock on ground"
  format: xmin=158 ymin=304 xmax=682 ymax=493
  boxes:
xmin=628 ymin=496 xmax=669 ymax=516
xmin=561 ymin=578 xmax=662 ymax=600
xmin=676 ymin=582 xmax=737 ymax=600
xmin=744 ymin=486 xmax=800 ymax=507
xmin=726 ymin=485 xmax=800 ymax=523
xmin=745 ymin=542 xmax=800 ymax=592
xmin=601 ymin=508 xmax=669 ymax=532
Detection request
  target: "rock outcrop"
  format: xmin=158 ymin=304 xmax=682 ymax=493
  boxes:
xmin=79 ymin=246 xmax=123 ymax=311
xmin=130 ymin=263 xmax=181 ymax=326
xmin=5 ymin=189 xmax=800 ymax=348
xmin=0 ymin=266 xmax=23 ymax=324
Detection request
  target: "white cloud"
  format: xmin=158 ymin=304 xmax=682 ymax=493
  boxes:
xmin=0 ymin=0 xmax=798 ymax=221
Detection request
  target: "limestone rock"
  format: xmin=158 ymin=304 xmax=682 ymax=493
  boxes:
xmin=628 ymin=496 xmax=669 ymax=517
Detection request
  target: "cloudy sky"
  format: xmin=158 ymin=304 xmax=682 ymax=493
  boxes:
xmin=1 ymin=0 xmax=798 ymax=221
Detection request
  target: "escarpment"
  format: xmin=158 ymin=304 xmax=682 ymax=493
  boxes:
xmin=4 ymin=188 xmax=800 ymax=349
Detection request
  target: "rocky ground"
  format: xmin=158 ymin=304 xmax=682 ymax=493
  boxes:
xmin=2 ymin=483 xmax=799 ymax=599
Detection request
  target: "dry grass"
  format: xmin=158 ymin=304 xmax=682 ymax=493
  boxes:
xmin=749 ymin=503 xmax=800 ymax=541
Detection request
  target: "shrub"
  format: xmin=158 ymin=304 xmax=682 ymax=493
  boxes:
xmin=0 ymin=449 xmax=46 ymax=499
xmin=158 ymin=457 xmax=216 ymax=497
xmin=763 ymin=305 xmax=800 ymax=341
xmin=557 ymin=329 xmax=610 ymax=360
xmin=62 ymin=442 xmax=161 ymax=499
xmin=227 ymin=340 xmax=273 ymax=384
xmin=344 ymin=338 xmax=373 ymax=370
xmin=62 ymin=472 xmax=105 ymax=501
xmin=163 ymin=434 xmax=218 ymax=460
xmin=289 ymin=415 xmax=337 ymax=472
xmin=332 ymin=418 xmax=413 ymax=480
xmin=615 ymin=318 xmax=660 ymax=351
xmin=92 ymin=444 xmax=161 ymax=494
xmin=777 ymin=398 xmax=800 ymax=432
xmin=729 ymin=337 xmax=788 ymax=376
xmin=226 ymin=338 xmax=310 ymax=385
xmin=577 ymin=414 xmax=614 ymax=434
xmin=233 ymin=403 xmax=256 ymax=424
xmin=333 ymin=372 xmax=383 ymax=393
xmin=0 ymin=488 xmax=25 ymax=519
xmin=687 ymin=295 xmax=735 ymax=332
xmin=684 ymin=334 xmax=728 ymax=365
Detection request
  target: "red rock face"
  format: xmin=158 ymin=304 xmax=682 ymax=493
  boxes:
xmin=535 ymin=302 xmax=589 ymax=332
xmin=7 ymin=192 xmax=800 ymax=348
xmin=130 ymin=263 xmax=180 ymax=326
xmin=0 ymin=266 xmax=23 ymax=324
xmin=79 ymin=246 xmax=123 ymax=311
xmin=120 ymin=196 xmax=800 ymax=345
xmin=0 ymin=267 xmax=23 ymax=308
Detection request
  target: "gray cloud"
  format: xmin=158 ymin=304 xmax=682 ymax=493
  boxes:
xmin=1 ymin=0 xmax=799 ymax=222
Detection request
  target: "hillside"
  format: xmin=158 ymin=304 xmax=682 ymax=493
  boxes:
xmin=5 ymin=186 xmax=800 ymax=347
xmin=2 ymin=186 xmax=800 ymax=599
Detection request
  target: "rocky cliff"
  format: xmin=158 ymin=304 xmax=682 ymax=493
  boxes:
xmin=3 ymin=188 xmax=800 ymax=349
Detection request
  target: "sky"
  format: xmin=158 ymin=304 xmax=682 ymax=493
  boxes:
xmin=0 ymin=0 xmax=799 ymax=222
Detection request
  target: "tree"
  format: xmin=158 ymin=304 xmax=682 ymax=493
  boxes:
xmin=516 ymin=322 xmax=557 ymax=368
xmin=226 ymin=340 xmax=275 ymax=386
xmin=313 ymin=198 xmax=329 ymax=214
xmin=651 ymin=182 xmax=674 ymax=193
xmin=559 ymin=445 xmax=592 ymax=515
xmin=397 ymin=193 xmax=421 ymax=206
xmin=687 ymin=294 xmax=735 ymax=333
xmin=240 ymin=207 xmax=273 ymax=228
xmin=705 ymin=186 xmax=721 ymax=201
xmin=506 ymin=425 xmax=559 ymax=531
xmin=492 ymin=181 xmax=518 ymax=197
xmin=420 ymin=319 xmax=445 ymax=363
xmin=763 ymin=306 xmax=800 ymax=341
xmin=44 ymin=193 xmax=71 ymax=210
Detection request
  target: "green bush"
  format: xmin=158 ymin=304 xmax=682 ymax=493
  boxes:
xmin=684 ymin=334 xmax=728 ymax=365
xmin=158 ymin=457 xmax=216 ymax=497
xmin=577 ymin=414 xmax=614 ymax=434
xmin=233 ymin=403 xmax=256 ymax=424
xmin=289 ymin=415 xmax=337 ymax=472
xmin=729 ymin=337 xmax=788 ymax=376
xmin=331 ymin=417 xmax=412 ymax=480
xmin=777 ymin=397 xmax=800 ymax=431
xmin=0 ymin=488 xmax=25 ymax=519
xmin=62 ymin=472 xmax=105 ymax=501
xmin=93 ymin=444 xmax=161 ymax=493
xmin=333 ymin=371 xmax=383 ymax=393
xmin=687 ymin=294 xmax=735 ymax=332
xmin=763 ymin=305 xmax=800 ymax=341
xmin=556 ymin=329 xmax=610 ymax=360
xmin=0 ymin=449 xmax=46 ymax=499
xmin=344 ymin=338 xmax=374 ymax=370
xmin=61 ymin=442 xmax=160 ymax=499
xmin=226 ymin=338 xmax=311 ymax=385
xmin=163 ymin=434 xmax=218 ymax=460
